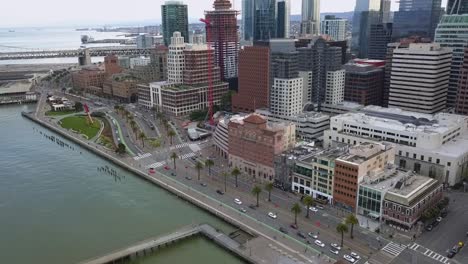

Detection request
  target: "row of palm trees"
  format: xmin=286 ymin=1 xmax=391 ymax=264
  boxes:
xmin=114 ymin=105 xmax=148 ymax=148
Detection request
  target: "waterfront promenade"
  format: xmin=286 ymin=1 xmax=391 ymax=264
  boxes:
xmin=23 ymin=100 xmax=332 ymax=264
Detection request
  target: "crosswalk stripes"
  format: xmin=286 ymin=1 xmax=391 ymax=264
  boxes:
xmin=133 ymin=153 xmax=152 ymax=161
xmin=179 ymin=152 xmax=196 ymax=160
xmin=145 ymin=161 xmax=165 ymax=169
xmin=169 ymin=143 xmax=190 ymax=151
xmin=408 ymin=243 xmax=450 ymax=264
xmin=382 ymin=242 xmax=407 ymax=257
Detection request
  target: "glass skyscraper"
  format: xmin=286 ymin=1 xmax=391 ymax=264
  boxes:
xmin=161 ymin=1 xmax=189 ymax=46
xmin=392 ymin=0 xmax=442 ymax=41
xmin=447 ymin=0 xmax=468 ymax=15
xmin=352 ymin=0 xmax=382 ymax=58
xmin=301 ymin=0 xmax=321 ymax=36
xmin=242 ymin=0 xmax=290 ymax=41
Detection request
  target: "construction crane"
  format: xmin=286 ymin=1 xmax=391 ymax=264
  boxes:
xmin=200 ymin=18 xmax=215 ymax=126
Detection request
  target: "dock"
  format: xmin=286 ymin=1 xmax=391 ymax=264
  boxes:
xmin=79 ymin=224 xmax=255 ymax=264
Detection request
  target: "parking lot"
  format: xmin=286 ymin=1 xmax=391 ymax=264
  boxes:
xmin=415 ymin=191 xmax=468 ymax=263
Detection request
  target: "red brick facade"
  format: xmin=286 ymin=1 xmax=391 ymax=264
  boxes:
xmin=333 ymin=161 xmax=359 ymax=211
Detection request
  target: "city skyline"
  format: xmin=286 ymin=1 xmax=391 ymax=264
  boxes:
xmin=1 ymin=0 xmax=448 ymax=27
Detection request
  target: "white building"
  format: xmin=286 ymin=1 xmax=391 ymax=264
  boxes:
xmin=325 ymin=69 xmax=346 ymax=105
xmin=321 ymin=16 xmax=347 ymax=41
xmin=256 ymin=109 xmax=330 ymax=142
xmin=129 ymin=57 xmax=151 ymax=69
xmin=270 ymin=77 xmax=304 ymax=117
xmin=324 ymin=105 xmax=468 ymax=186
xmin=136 ymin=34 xmax=155 ymax=49
xmin=167 ymin=31 xmax=186 ymax=84
xmin=388 ymin=43 xmax=452 ymax=114
xmin=213 ymin=114 xmax=246 ymax=159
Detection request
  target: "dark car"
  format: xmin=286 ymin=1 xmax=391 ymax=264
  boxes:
xmin=297 ymin=231 xmax=307 ymax=239
xmin=185 ymin=176 xmax=192 ymax=180
xmin=432 ymin=220 xmax=439 ymax=227
xmin=248 ymin=204 xmax=257 ymax=210
xmin=200 ymin=183 xmax=207 ymax=187
xmin=290 ymin=224 xmax=298 ymax=230
xmin=279 ymin=227 xmax=288 ymax=234
xmin=425 ymin=225 xmax=433 ymax=231
xmin=441 ymin=210 xmax=448 ymax=218
xmin=216 ymin=190 xmax=224 ymax=195
xmin=447 ymin=250 xmax=456 ymax=258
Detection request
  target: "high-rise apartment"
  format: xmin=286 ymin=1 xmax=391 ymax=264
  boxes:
xmin=161 ymin=1 xmax=189 ymax=47
xmin=301 ymin=0 xmax=320 ymax=36
xmin=392 ymin=0 xmax=442 ymax=41
xmin=321 ymin=15 xmax=347 ymax=41
xmin=205 ymin=0 xmax=240 ymax=80
xmin=447 ymin=0 xmax=468 ymax=15
xmin=352 ymin=0 xmax=382 ymax=58
xmin=435 ymin=14 xmax=468 ymax=109
xmin=388 ymin=43 xmax=452 ymax=114
xmin=167 ymin=32 xmax=186 ymax=84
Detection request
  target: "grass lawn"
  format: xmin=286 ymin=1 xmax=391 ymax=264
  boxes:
xmin=60 ymin=116 xmax=101 ymax=139
xmin=45 ymin=110 xmax=76 ymax=116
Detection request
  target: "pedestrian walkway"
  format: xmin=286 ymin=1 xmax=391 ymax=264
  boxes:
xmin=169 ymin=142 xmax=190 ymax=150
xmin=408 ymin=243 xmax=450 ymax=264
xmin=381 ymin=242 xmax=407 ymax=257
xmin=179 ymin=152 xmax=196 ymax=160
xmin=133 ymin=153 xmax=152 ymax=161
xmin=145 ymin=161 xmax=165 ymax=169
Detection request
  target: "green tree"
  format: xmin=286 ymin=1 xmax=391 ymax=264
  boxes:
xmin=303 ymin=196 xmax=315 ymax=219
xmin=139 ymin=132 xmax=146 ymax=147
xmin=336 ymin=223 xmax=349 ymax=248
xmin=156 ymin=112 xmax=164 ymax=123
xmin=222 ymin=172 xmax=229 ymax=192
xmin=170 ymin=152 xmax=178 ymax=170
xmin=252 ymin=185 xmax=262 ymax=207
xmin=231 ymin=167 xmax=241 ymax=188
xmin=265 ymin=182 xmax=274 ymax=202
xmin=168 ymin=130 xmax=176 ymax=145
xmin=195 ymin=162 xmax=204 ymax=181
xmin=345 ymin=214 xmax=359 ymax=239
xmin=205 ymin=159 xmax=214 ymax=177
xmin=291 ymin=203 xmax=302 ymax=225
xmin=74 ymin=101 xmax=83 ymax=112
xmin=116 ymin=143 xmax=126 ymax=154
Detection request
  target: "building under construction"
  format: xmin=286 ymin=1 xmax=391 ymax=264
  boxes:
xmin=204 ymin=0 xmax=240 ymax=81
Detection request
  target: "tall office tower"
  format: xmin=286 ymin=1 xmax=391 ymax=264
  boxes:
xmin=167 ymin=32 xmax=186 ymax=84
xmin=324 ymin=70 xmax=346 ymax=104
xmin=447 ymin=0 xmax=468 ymax=15
xmin=368 ymin=23 xmax=393 ymax=60
xmin=269 ymin=39 xmax=303 ymax=117
xmin=242 ymin=0 xmax=255 ymax=41
xmin=232 ymin=45 xmax=271 ymax=112
xmin=380 ymin=0 xmax=392 ymax=23
xmin=161 ymin=1 xmax=189 ymax=47
xmin=276 ymin=0 xmax=290 ymax=38
xmin=392 ymin=0 xmax=442 ymax=41
xmin=136 ymin=34 xmax=155 ymax=49
xmin=435 ymin=14 xmax=468 ymax=108
xmin=388 ymin=43 xmax=452 ymax=114
xmin=301 ymin=0 xmax=320 ymax=36
xmin=297 ymin=37 xmax=343 ymax=108
xmin=321 ymin=15 xmax=347 ymax=41
xmin=205 ymin=0 xmax=240 ymax=80
xmin=352 ymin=0 xmax=382 ymax=58
xmin=254 ymin=0 xmax=277 ymax=41
xmin=456 ymin=48 xmax=468 ymax=114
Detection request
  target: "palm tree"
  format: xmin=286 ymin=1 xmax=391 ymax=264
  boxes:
xmin=336 ymin=223 xmax=349 ymax=248
xmin=231 ymin=167 xmax=241 ymax=188
xmin=195 ymin=161 xmax=204 ymax=181
xmin=303 ymin=196 xmax=315 ymax=219
xmin=139 ymin=132 xmax=146 ymax=147
xmin=345 ymin=214 xmax=359 ymax=239
xmin=168 ymin=130 xmax=176 ymax=145
xmin=264 ymin=182 xmax=274 ymax=202
xmin=222 ymin=172 xmax=228 ymax=192
xmin=252 ymin=185 xmax=262 ymax=207
xmin=291 ymin=203 xmax=302 ymax=226
xmin=170 ymin=152 xmax=178 ymax=170
xmin=156 ymin=112 xmax=164 ymax=123
xmin=205 ymin=159 xmax=214 ymax=177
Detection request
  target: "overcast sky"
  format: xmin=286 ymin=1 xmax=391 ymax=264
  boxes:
xmin=1 ymin=0 xmax=448 ymax=27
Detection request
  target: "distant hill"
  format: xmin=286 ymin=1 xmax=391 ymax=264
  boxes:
xmin=291 ymin=11 xmax=354 ymax=22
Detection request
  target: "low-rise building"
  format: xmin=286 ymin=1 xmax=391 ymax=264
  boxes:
xmin=213 ymin=114 xmax=246 ymax=159
xmin=71 ymin=66 xmax=105 ymax=92
xmin=228 ymin=114 xmax=296 ymax=183
xmin=343 ymin=61 xmax=385 ymax=106
xmin=102 ymin=75 xmax=139 ymax=103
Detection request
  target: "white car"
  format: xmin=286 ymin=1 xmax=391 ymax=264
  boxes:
xmin=350 ymin=252 xmax=361 ymax=260
xmin=314 ymin=240 xmax=325 ymax=248
xmin=234 ymin=198 xmax=242 ymax=205
xmin=344 ymin=254 xmax=356 ymax=263
xmin=308 ymin=207 xmax=319 ymax=212
xmin=268 ymin=212 xmax=277 ymax=219
xmin=330 ymin=249 xmax=339 ymax=255
xmin=308 ymin=232 xmax=318 ymax=239
xmin=331 ymin=243 xmax=341 ymax=250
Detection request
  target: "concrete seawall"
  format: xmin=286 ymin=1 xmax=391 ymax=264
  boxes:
xmin=21 ymin=112 xmax=261 ymax=263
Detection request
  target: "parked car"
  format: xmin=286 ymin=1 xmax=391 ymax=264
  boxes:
xmin=436 ymin=216 xmax=443 ymax=222
xmin=308 ymin=232 xmax=318 ymax=239
xmin=200 ymin=182 xmax=207 ymax=187
xmin=425 ymin=224 xmax=433 ymax=231
xmin=330 ymin=249 xmax=339 ymax=255
xmin=279 ymin=227 xmax=288 ymax=234
xmin=432 ymin=220 xmax=440 ymax=227
xmin=447 ymin=250 xmax=456 ymax=258
xmin=441 ymin=210 xmax=448 ymax=217
xmin=350 ymin=252 xmax=360 ymax=260
xmin=330 ymin=243 xmax=341 ymax=250
xmin=307 ymin=207 xmax=318 ymax=212
xmin=185 ymin=176 xmax=192 ymax=180
xmin=239 ymin=208 xmax=247 ymax=213
xmin=248 ymin=204 xmax=256 ymax=210
xmin=216 ymin=190 xmax=224 ymax=195
xmin=316 ymin=205 xmax=325 ymax=210
xmin=343 ymin=254 xmax=356 ymax=263
xmin=234 ymin=198 xmax=242 ymax=205
xmin=297 ymin=231 xmax=307 ymax=239
xmin=268 ymin=212 xmax=277 ymax=219
xmin=314 ymin=240 xmax=325 ymax=248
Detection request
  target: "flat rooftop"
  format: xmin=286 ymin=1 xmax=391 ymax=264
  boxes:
xmin=360 ymin=165 xmax=413 ymax=191
xmin=300 ymin=147 xmax=348 ymax=164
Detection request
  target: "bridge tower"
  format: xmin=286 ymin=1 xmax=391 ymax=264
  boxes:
xmin=78 ymin=48 xmax=91 ymax=66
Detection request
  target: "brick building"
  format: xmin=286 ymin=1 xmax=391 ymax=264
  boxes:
xmin=333 ymin=142 xmax=395 ymax=212
xmin=104 ymin=54 xmax=122 ymax=77
xmin=232 ymin=45 xmax=270 ymax=113
xmin=103 ymin=74 xmax=139 ymax=103
xmin=343 ymin=60 xmax=385 ymax=106
xmin=71 ymin=66 xmax=105 ymax=92
xmin=228 ymin=114 xmax=296 ymax=183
